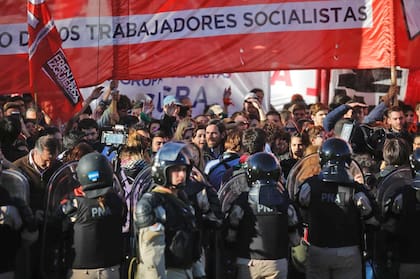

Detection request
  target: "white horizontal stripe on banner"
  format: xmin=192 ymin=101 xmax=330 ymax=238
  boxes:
xmin=0 ymin=0 xmax=372 ymax=55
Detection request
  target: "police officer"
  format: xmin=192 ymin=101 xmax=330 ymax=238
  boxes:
xmin=225 ymin=152 xmax=301 ymax=279
xmin=60 ymin=152 xmax=126 ymax=279
xmin=371 ymin=137 xmax=411 ymax=279
xmin=183 ymin=143 xmax=223 ymax=279
xmin=135 ymin=142 xmax=201 ymax=279
xmin=296 ymin=138 xmax=376 ymax=279
xmin=384 ymin=148 xmax=420 ymax=278
xmin=0 ymin=196 xmax=23 ymax=279
xmin=0 ymin=149 xmax=38 ymax=279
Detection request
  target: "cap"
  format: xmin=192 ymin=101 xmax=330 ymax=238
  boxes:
xmin=244 ymin=92 xmax=258 ymax=101
xmin=3 ymin=102 xmax=21 ymax=111
xmin=207 ymin=104 xmax=224 ymax=117
xmin=163 ymin=95 xmax=182 ymax=106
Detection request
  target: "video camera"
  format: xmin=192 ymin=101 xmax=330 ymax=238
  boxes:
xmin=344 ymin=123 xmax=388 ymax=160
xmin=100 ymin=124 xmax=128 ymax=146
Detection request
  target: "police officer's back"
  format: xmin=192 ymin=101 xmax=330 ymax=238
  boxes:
xmin=60 ymin=152 xmax=125 ymax=279
xmin=381 ymin=148 xmax=420 ymax=278
xmin=225 ymin=152 xmax=301 ymax=279
xmin=135 ymin=142 xmax=200 ymax=279
xmin=296 ymin=138 xmax=375 ymax=279
xmin=371 ymin=137 xmax=412 ymax=279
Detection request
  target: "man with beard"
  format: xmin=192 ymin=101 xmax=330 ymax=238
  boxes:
xmin=386 ymin=106 xmax=413 ymax=145
xmin=78 ymin=118 xmax=104 ymax=153
xmin=281 ymin=132 xmax=305 ymax=180
xmin=203 ymin=119 xmax=226 ymax=165
xmin=150 ymin=130 xmax=170 ymax=160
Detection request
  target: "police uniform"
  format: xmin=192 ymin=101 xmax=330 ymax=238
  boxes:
xmin=61 ymin=153 xmax=126 ymax=279
xmin=225 ymin=152 xmax=301 ymax=279
xmin=390 ymin=186 xmax=420 ymax=278
xmin=136 ymin=187 xmax=200 ymax=279
xmin=183 ymin=168 xmax=223 ymax=279
xmin=0 ymin=203 xmax=22 ymax=279
xmin=296 ymin=138 xmax=375 ymax=279
xmin=370 ymin=165 xmax=403 ymax=279
xmin=135 ymin=142 xmax=201 ymax=279
xmin=385 ymin=148 xmax=420 ymax=279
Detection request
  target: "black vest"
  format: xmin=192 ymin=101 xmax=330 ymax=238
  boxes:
xmin=151 ymin=191 xmax=201 ymax=269
xmin=307 ymin=176 xmax=361 ymax=247
xmin=236 ymin=185 xmax=289 ymax=260
xmin=398 ymin=187 xmax=420 ymax=263
xmin=0 ymin=192 xmax=20 ymax=272
xmin=72 ymin=192 xmax=124 ymax=269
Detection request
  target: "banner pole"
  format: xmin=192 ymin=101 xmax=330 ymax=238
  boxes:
xmin=390 ymin=66 xmax=398 ymax=106
xmin=33 ymin=91 xmax=40 ymax=125
xmin=389 ymin=0 xmax=397 ymax=107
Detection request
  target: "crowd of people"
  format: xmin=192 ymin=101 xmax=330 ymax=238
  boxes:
xmin=0 ymin=80 xmax=420 ymax=279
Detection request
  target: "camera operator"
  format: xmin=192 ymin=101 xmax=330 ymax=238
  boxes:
xmin=323 ymin=85 xmax=398 ymax=136
xmin=0 ymin=116 xmax=28 ymax=162
xmin=78 ymin=118 xmax=104 ymax=153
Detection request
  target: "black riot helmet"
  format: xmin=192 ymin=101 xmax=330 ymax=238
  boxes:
xmin=246 ymin=152 xmax=281 ymax=186
xmin=152 ymin=142 xmax=191 ymax=188
xmin=318 ymin=137 xmax=353 ymax=184
xmin=410 ymin=148 xmax=420 ymax=190
xmin=76 ymin=152 xmax=114 ymax=198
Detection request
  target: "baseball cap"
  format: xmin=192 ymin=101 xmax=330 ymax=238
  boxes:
xmin=3 ymin=101 xmax=21 ymax=111
xmin=206 ymin=104 xmax=225 ymax=118
xmin=163 ymin=95 xmax=182 ymax=106
xmin=243 ymin=92 xmax=258 ymax=101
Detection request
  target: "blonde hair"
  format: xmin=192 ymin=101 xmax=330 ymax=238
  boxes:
xmin=173 ymin=118 xmax=195 ymax=141
xmin=119 ymin=129 xmax=151 ymax=163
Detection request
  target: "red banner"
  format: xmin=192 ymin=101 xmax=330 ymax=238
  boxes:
xmin=1 ymin=0 xmax=420 ymax=95
xmin=27 ymin=0 xmax=84 ymax=124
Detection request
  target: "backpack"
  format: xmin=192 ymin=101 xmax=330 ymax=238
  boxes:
xmin=206 ymin=154 xmax=240 ymax=190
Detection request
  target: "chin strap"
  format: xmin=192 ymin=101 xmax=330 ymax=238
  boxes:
xmin=168 ymin=183 xmax=186 ymax=191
